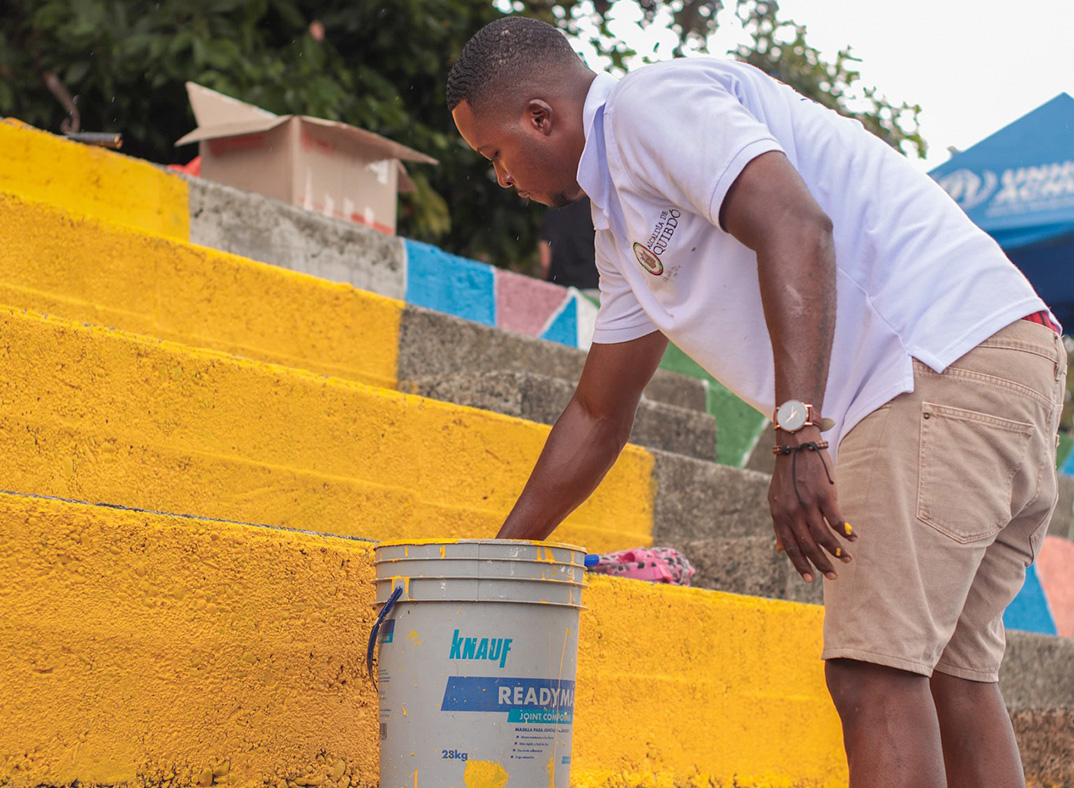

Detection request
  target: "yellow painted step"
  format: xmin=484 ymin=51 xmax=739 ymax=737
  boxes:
xmin=0 ymin=119 xmax=189 ymax=240
xmin=0 ymin=492 xmax=846 ymax=788
xmin=0 ymin=305 xmax=652 ymax=550
xmin=0 ymin=191 xmax=401 ymax=391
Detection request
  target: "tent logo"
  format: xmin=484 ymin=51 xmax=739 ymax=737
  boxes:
xmin=936 ymin=169 xmax=998 ymax=211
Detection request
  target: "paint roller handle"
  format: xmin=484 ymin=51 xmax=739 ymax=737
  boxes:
xmin=366 ymin=584 xmax=403 ymax=682
xmin=584 ymin=554 xmax=600 ymax=568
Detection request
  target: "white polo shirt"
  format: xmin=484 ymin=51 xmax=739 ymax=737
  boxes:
xmin=579 ymin=59 xmax=1047 ymax=458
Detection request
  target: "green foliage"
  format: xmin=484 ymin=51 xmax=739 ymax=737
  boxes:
xmin=0 ymin=0 xmax=925 ymax=270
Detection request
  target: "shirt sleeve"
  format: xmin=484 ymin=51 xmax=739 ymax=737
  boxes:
xmin=606 ymin=66 xmax=784 ymax=227
xmin=591 ymin=235 xmax=658 ymax=345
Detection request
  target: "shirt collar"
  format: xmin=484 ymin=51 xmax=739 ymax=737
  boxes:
xmin=577 ymin=72 xmax=618 ymax=230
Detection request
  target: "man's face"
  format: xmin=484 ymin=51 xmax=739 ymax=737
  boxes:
xmin=452 ymin=99 xmax=583 ymax=208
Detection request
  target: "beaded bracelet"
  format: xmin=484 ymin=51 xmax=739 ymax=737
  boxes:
xmin=772 ymin=441 xmax=834 ymax=505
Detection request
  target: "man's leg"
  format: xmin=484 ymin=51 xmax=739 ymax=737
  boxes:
xmin=825 ymin=658 xmax=946 ymax=788
xmin=823 ymin=323 xmax=1063 ymax=784
xmin=930 ymin=672 xmax=1024 ymax=788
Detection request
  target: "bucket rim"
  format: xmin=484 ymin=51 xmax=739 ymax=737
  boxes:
xmin=374 ymin=575 xmax=586 ymax=587
xmin=372 ymin=598 xmax=587 ymax=609
xmin=374 ymin=538 xmax=586 ymax=552
xmin=375 ymin=555 xmax=584 ymax=569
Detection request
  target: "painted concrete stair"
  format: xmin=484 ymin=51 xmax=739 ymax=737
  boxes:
xmin=4 ymin=138 xmax=1068 ymax=613
xmin=3 ymin=119 xmax=1071 ymax=785
xmin=3 ymin=491 xmax=1071 ymax=788
xmin=410 ymin=370 xmax=717 ymax=461
xmin=0 ymin=304 xmax=654 ymax=552
xmin=395 ymin=305 xmax=707 ymax=413
xmin=0 ymin=191 xmax=709 ymax=450
xmin=3 ymin=156 xmax=1067 ymax=606
xmin=0 ymin=189 xmax=795 ymax=597
xmin=0 ymin=490 xmax=852 ymax=788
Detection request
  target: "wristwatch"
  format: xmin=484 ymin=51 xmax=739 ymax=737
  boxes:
xmin=774 ymin=400 xmax=822 ymax=433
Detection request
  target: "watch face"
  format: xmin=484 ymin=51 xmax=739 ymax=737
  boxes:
xmin=777 ymin=400 xmax=808 ymax=431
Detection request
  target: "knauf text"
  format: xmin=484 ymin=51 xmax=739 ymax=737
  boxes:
xmin=449 ymin=629 xmax=513 ymax=668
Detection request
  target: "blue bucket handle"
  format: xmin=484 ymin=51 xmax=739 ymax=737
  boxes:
xmin=366 ymin=584 xmax=403 ymax=682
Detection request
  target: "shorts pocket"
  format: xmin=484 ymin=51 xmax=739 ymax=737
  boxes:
xmin=917 ymin=402 xmax=1033 ymax=543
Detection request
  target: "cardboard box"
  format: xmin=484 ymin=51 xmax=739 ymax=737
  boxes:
xmin=176 ymin=82 xmax=437 ymax=235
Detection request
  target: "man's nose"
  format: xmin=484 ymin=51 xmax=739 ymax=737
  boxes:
xmin=493 ymin=162 xmax=514 ymax=189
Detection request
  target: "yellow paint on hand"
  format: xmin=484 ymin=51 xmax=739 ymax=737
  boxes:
xmin=0 ymin=119 xmax=189 ymax=240
xmin=463 ymin=760 xmax=509 ymax=788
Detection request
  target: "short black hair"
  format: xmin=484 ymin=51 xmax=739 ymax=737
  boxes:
xmin=446 ymin=16 xmax=588 ymax=113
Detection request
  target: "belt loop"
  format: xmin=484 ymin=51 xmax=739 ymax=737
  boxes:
xmin=1056 ymin=335 xmax=1064 ymax=382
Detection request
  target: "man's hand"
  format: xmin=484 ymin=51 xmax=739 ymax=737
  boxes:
xmin=768 ymin=426 xmax=856 ymax=582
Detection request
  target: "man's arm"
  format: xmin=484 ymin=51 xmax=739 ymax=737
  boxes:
xmin=720 ymin=150 xmax=855 ymax=583
xmin=497 ymin=330 xmax=669 ymax=540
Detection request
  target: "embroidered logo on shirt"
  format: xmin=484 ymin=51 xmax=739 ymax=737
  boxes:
xmin=633 ymin=243 xmax=664 ymax=276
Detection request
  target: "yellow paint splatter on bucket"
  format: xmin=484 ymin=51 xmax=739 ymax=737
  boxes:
xmin=464 ymin=760 xmax=509 ymax=788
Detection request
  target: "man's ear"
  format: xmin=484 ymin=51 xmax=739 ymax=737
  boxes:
xmin=527 ymin=100 xmax=554 ymax=135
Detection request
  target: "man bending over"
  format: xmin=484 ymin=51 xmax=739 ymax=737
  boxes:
xmin=446 ymin=16 xmax=1064 ymax=787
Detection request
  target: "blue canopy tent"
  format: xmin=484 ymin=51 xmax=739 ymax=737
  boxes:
xmin=930 ymin=93 xmax=1074 ymax=327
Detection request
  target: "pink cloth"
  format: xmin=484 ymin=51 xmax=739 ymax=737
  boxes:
xmin=588 ymin=547 xmax=696 ymax=586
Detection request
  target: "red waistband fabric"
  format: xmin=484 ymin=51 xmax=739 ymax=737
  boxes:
xmin=1022 ymin=310 xmax=1062 ymax=335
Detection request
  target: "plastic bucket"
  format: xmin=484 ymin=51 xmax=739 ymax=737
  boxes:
xmin=370 ymin=539 xmax=586 ymax=788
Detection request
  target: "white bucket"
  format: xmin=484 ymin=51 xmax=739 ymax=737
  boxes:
xmin=370 ymin=539 xmax=586 ymax=788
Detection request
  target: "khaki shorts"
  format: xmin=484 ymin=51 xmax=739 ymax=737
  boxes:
xmin=823 ymin=319 xmax=1066 ymax=682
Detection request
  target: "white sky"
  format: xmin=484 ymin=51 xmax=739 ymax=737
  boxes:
xmin=564 ymin=0 xmax=1074 ymax=172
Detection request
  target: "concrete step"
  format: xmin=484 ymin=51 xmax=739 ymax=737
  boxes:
xmin=0 ymin=190 xmax=710 ymax=425
xmin=4 ymin=119 xmax=1072 ymax=786
xmin=187 ymin=173 xmax=408 ymax=301
xmin=1011 ymin=708 xmax=1074 ymax=786
xmin=647 ymin=449 xmax=826 ymax=602
xmin=409 ymin=370 xmax=718 ymax=462
xmin=0 ymin=491 xmax=849 ymax=788
xmin=0 ymin=191 xmax=403 ymax=390
xmin=3 ymin=491 xmax=1069 ymax=788
xmin=661 ymin=534 xmax=824 ymax=605
xmin=651 ymin=450 xmax=773 ymax=542
xmin=397 ymin=306 xmax=708 ymax=413
xmin=0 ymin=305 xmax=654 ymax=553
xmin=650 ymin=447 xmax=1074 ymax=635
xmin=1004 ymin=631 xmax=1074 ymax=787
xmin=0 ymin=118 xmax=190 ymax=242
